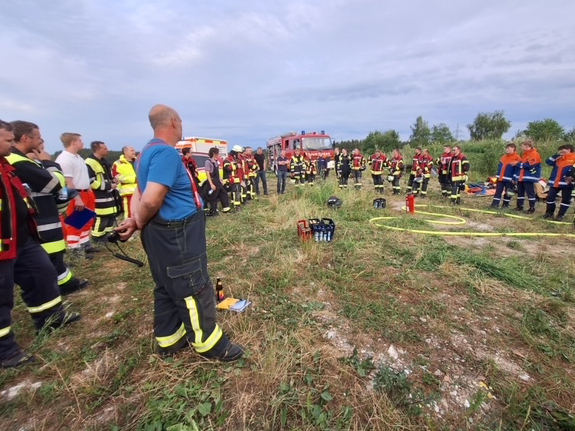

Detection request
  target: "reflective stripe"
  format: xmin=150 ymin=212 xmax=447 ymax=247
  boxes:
xmin=156 ymin=323 xmax=187 ymax=348
xmin=57 ymin=268 xmax=72 ymax=284
xmin=27 ymin=296 xmax=62 ymax=314
xmin=41 ymin=239 xmax=67 ymax=254
xmin=184 ymin=295 xmax=223 ymax=353
xmin=37 ymin=222 xmax=63 ymax=232
xmin=0 ymin=326 xmax=11 ymax=337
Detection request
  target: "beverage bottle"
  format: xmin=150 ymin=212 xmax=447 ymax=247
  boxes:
xmin=59 ymin=187 xmax=68 ymax=201
xmin=215 ymin=277 xmax=225 ymax=302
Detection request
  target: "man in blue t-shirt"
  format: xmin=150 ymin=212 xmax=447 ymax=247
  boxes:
xmin=117 ymin=104 xmax=243 ymax=361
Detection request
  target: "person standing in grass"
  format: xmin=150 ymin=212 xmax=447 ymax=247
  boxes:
xmin=544 ymin=144 xmax=575 ymax=221
xmin=337 ymin=148 xmax=351 ymax=189
xmin=253 ymin=147 xmax=268 ymax=196
xmin=204 ymin=147 xmax=230 ymax=216
xmin=515 ymin=140 xmax=542 ymax=214
xmin=116 ymin=104 xmax=243 ymax=361
xmin=388 ymin=148 xmax=404 ymax=195
xmin=276 ymin=149 xmax=289 ymax=194
xmin=368 ymin=149 xmax=387 ymax=194
xmin=449 ymin=146 xmax=469 ymax=205
xmin=418 ymin=149 xmax=434 ymax=198
xmin=490 ymin=143 xmax=521 ymax=209
xmin=406 ymin=147 xmax=422 ymax=194
xmin=436 ymin=145 xmax=453 ymax=198
xmin=350 ymin=148 xmax=366 ymax=189
xmin=290 ymin=147 xmax=306 ymax=187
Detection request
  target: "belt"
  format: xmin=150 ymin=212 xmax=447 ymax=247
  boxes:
xmin=150 ymin=213 xmax=197 ymax=228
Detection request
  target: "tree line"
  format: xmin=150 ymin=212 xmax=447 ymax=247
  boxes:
xmin=334 ymin=111 xmax=575 ymax=154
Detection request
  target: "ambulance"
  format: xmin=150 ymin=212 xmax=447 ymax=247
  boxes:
xmin=175 ymin=136 xmax=228 ymax=182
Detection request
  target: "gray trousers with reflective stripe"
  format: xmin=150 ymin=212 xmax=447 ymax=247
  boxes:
xmin=141 ymin=211 xmax=222 ymax=354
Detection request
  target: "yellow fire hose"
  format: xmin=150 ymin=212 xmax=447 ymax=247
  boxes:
xmin=369 ymin=205 xmax=575 ymax=237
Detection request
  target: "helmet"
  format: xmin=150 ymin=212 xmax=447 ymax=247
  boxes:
xmin=232 ymin=145 xmax=244 ymax=153
xmin=327 ymin=196 xmax=343 ymax=209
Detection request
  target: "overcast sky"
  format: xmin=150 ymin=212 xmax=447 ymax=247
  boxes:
xmin=1 ymin=0 xmax=574 ymax=153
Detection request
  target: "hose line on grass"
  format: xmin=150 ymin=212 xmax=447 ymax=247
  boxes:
xmin=369 ymin=205 xmax=575 ymax=238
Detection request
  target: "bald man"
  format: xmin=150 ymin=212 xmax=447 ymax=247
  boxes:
xmin=116 ymin=105 xmax=243 ymax=361
xmin=112 ymin=145 xmax=137 ymax=218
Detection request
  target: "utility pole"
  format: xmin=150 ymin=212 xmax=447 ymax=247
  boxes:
xmin=454 ymin=123 xmax=460 ymax=141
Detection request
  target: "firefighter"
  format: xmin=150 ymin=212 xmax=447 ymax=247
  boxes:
xmin=515 ymin=140 xmax=542 ymax=213
xmin=388 ymin=149 xmax=404 ymax=195
xmin=490 ymin=143 xmax=521 ymax=208
xmin=450 ymin=145 xmax=470 ymax=205
xmin=368 ymin=149 xmax=388 ymax=194
xmin=243 ymin=146 xmax=258 ymax=199
xmin=204 ymin=147 xmax=230 ymax=216
xmin=290 ymin=148 xmax=306 ymax=187
xmin=112 ymin=146 xmax=137 ymax=218
xmin=334 ymin=147 xmax=341 ymax=179
xmin=223 ymin=145 xmax=244 ymax=210
xmin=181 ymin=147 xmax=200 ymax=188
xmin=305 ymin=157 xmax=317 ymax=186
xmin=436 ymin=145 xmax=453 ymax=198
xmin=418 ymin=149 xmax=434 ymax=198
xmin=350 ymin=148 xmax=366 ymax=189
xmin=0 ymin=120 xmax=81 ymax=368
xmin=85 ymin=141 xmax=120 ymax=241
xmin=406 ymin=148 xmax=423 ymax=194
xmin=337 ymin=148 xmax=351 ymax=188
xmin=8 ymin=121 xmax=88 ymax=296
xmin=544 ymin=144 xmax=575 ymax=221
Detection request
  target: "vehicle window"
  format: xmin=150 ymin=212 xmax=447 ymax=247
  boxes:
xmin=192 ymin=154 xmax=209 ymax=167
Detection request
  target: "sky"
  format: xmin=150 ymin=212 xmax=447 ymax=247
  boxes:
xmin=1 ymin=0 xmax=574 ymax=153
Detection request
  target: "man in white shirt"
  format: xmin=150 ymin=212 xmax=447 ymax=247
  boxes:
xmin=55 ymin=133 xmax=96 ymax=252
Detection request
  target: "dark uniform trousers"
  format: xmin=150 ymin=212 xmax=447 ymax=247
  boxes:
xmin=0 ymin=236 xmax=65 ymax=360
xmin=141 ymin=211 xmax=224 ymax=355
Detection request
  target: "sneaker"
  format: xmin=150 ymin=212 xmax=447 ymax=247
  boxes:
xmin=526 ymin=207 xmax=536 ymax=214
xmin=0 ymin=351 xmax=36 ymax=368
xmin=41 ymin=311 xmax=82 ymax=332
xmin=60 ymin=279 xmax=89 ymax=296
xmin=200 ymin=337 xmax=244 ymax=362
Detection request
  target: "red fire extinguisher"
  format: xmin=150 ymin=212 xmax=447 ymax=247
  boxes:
xmin=406 ymin=194 xmax=415 ymax=214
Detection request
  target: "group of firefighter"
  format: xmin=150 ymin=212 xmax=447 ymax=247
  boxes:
xmin=288 ymin=145 xmax=470 ymax=205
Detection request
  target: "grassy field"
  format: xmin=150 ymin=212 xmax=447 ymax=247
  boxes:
xmin=1 ymin=173 xmax=575 ymax=431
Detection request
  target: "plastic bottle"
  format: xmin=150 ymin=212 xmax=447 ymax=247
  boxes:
xmin=59 ymin=187 xmax=68 ymax=201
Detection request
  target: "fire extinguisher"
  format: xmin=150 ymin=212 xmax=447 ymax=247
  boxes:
xmin=406 ymin=194 xmax=415 ymax=213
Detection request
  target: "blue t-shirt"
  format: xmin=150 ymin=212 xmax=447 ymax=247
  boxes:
xmin=136 ymin=139 xmax=198 ymax=221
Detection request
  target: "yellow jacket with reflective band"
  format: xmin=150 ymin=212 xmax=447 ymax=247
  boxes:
xmin=85 ymin=155 xmax=118 ymax=216
xmin=112 ymin=155 xmax=137 ymax=196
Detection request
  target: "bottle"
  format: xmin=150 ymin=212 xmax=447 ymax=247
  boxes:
xmin=215 ymin=277 xmax=225 ymax=302
xmin=58 ymin=186 xmax=68 ymax=201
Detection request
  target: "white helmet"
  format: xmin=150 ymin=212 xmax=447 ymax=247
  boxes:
xmin=232 ymin=145 xmax=244 ymax=153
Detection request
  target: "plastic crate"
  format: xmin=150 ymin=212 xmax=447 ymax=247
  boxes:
xmin=297 ymin=219 xmax=312 ymax=241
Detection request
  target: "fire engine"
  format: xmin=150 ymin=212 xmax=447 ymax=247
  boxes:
xmin=267 ymin=131 xmax=334 ymax=173
xmin=175 ymin=136 xmax=228 ymax=182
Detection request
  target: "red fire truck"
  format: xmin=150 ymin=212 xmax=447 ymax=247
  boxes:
xmin=267 ymin=131 xmax=334 ymax=173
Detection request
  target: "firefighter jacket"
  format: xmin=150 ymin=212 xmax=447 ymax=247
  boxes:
xmin=546 ymin=152 xmax=575 ymax=187
xmin=0 ymin=158 xmax=37 ymax=260
xmin=436 ymin=152 xmax=453 ymax=175
xmin=112 ymin=155 xmax=137 ymax=197
xmin=243 ymin=155 xmax=258 ymax=178
xmin=419 ymin=155 xmax=434 ymax=178
xmin=410 ymin=153 xmax=423 ymax=174
xmin=369 ymin=155 xmax=388 ymax=175
xmin=6 ymin=149 xmax=67 ymax=255
xmin=336 ymin=154 xmax=351 ymax=176
xmin=305 ymin=159 xmax=317 ymax=175
xmin=223 ymin=155 xmax=242 ymax=184
xmin=517 ymin=148 xmax=542 ymax=183
xmin=389 ymin=156 xmax=404 ymax=177
xmin=450 ymin=153 xmax=470 ymax=182
xmin=351 ymin=153 xmax=366 ymax=171
xmin=290 ymin=154 xmax=306 ymax=177
xmin=85 ymin=155 xmax=119 ymax=216
xmin=496 ymin=153 xmax=521 ymax=182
